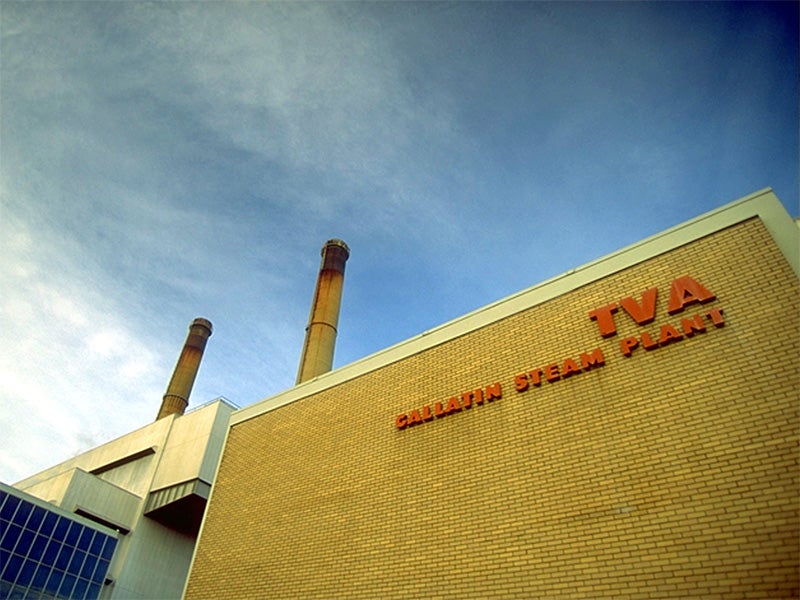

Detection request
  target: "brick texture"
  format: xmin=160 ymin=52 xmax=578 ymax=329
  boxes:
xmin=186 ymin=218 xmax=799 ymax=599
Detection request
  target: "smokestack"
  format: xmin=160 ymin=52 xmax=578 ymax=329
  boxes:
xmin=296 ymin=239 xmax=350 ymax=384
xmin=156 ymin=318 xmax=213 ymax=420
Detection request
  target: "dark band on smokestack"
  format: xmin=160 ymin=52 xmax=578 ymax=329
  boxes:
xmin=296 ymin=239 xmax=350 ymax=384
xmin=156 ymin=318 xmax=213 ymax=420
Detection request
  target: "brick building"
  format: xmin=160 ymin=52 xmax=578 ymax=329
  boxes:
xmin=185 ymin=188 xmax=799 ymax=599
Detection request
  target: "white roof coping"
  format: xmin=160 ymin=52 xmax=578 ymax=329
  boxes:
xmin=232 ymin=188 xmax=798 ymax=427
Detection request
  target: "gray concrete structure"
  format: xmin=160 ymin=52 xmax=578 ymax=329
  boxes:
xmin=14 ymin=398 xmax=235 ymax=599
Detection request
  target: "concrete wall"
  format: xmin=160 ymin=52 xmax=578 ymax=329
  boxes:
xmin=64 ymin=469 xmax=140 ymax=532
xmin=108 ymin=516 xmax=195 ymax=599
xmin=186 ymin=199 xmax=799 ymax=599
xmin=15 ymin=400 xmax=233 ymax=599
xmin=151 ymin=400 xmax=230 ymax=491
xmin=15 ymin=417 xmax=172 ymax=498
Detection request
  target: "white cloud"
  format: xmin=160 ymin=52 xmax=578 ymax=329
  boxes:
xmin=0 ymin=0 xmax=796 ymax=485
xmin=0 ymin=197 xmax=170 ymax=481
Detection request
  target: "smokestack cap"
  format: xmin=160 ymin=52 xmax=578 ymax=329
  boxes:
xmin=320 ymin=239 xmax=349 ymax=273
xmin=191 ymin=318 xmax=213 ymax=335
xmin=322 ymin=239 xmax=350 ymax=258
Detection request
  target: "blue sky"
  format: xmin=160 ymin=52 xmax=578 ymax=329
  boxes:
xmin=1 ymin=1 xmax=797 ymax=483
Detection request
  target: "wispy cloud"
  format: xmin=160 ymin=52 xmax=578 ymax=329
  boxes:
xmin=0 ymin=211 xmax=165 ymax=479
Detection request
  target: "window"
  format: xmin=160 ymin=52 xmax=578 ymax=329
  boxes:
xmin=0 ymin=488 xmax=118 ymax=599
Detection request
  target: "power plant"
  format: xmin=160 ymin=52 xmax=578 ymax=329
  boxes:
xmin=3 ymin=190 xmax=800 ymax=600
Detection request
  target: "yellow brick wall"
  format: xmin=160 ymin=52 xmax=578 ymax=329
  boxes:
xmin=186 ymin=218 xmax=799 ymax=600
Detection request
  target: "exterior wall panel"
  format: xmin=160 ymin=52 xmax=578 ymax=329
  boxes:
xmin=187 ymin=214 xmax=799 ymax=599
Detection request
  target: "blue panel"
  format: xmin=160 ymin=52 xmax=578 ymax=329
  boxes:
xmin=95 ymin=558 xmax=111 ymax=582
xmin=100 ymin=537 xmax=116 ymax=561
xmin=43 ymin=539 xmax=61 ymax=564
xmin=39 ymin=511 xmax=58 ymax=537
xmin=32 ymin=563 xmax=51 ymax=591
xmin=44 ymin=569 xmax=64 ymax=596
xmin=73 ymin=577 xmax=90 ymax=600
xmin=17 ymin=528 xmax=35 ymax=557
xmin=80 ymin=554 xmax=97 ymax=579
xmin=53 ymin=516 xmax=69 ymax=539
xmin=54 ymin=545 xmax=73 ymax=571
xmin=29 ymin=533 xmax=48 ymax=561
xmin=77 ymin=528 xmax=94 ymax=552
xmin=14 ymin=502 xmax=32 ymax=527
xmin=88 ymin=533 xmax=104 ymax=557
xmin=65 ymin=521 xmax=81 ymax=547
xmin=59 ymin=572 xmax=77 ymax=598
xmin=1 ymin=552 xmax=22 ymax=581
xmin=27 ymin=505 xmax=46 ymax=532
xmin=16 ymin=559 xmax=36 ymax=586
xmin=1 ymin=523 xmax=21 ymax=552
xmin=68 ymin=548 xmax=86 ymax=573
xmin=86 ymin=581 xmax=102 ymax=599
xmin=0 ymin=495 xmax=20 ymax=521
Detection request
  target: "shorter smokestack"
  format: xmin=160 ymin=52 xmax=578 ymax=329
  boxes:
xmin=296 ymin=239 xmax=350 ymax=384
xmin=156 ymin=318 xmax=213 ymax=420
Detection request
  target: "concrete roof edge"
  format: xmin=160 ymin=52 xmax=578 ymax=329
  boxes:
xmin=231 ymin=188 xmax=797 ymax=427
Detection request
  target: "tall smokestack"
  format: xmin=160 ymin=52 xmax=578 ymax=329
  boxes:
xmin=296 ymin=239 xmax=350 ymax=384
xmin=156 ymin=318 xmax=213 ymax=420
